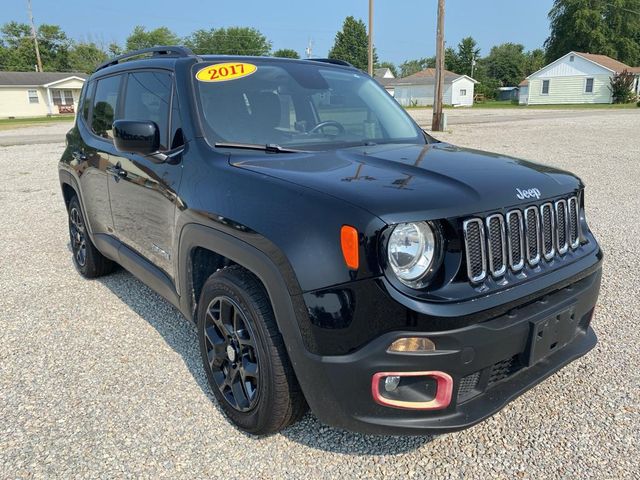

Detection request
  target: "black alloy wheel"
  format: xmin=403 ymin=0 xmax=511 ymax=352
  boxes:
xmin=197 ymin=266 xmax=307 ymax=434
xmin=204 ymin=295 xmax=260 ymax=412
xmin=69 ymin=205 xmax=87 ymax=267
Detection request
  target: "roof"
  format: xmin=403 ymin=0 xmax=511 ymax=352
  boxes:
xmin=386 ymin=68 xmax=477 ymax=86
xmin=0 ymin=71 xmax=88 ymax=87
xmin=373 ymin=67 xmax=389 ymax=78
xmin=573 ymin=52 xmax=633 ymax=73
xmin=519 ymin=79 xmax=529 ymax=87
xmin=629 ymin=66 xmax=640 ymax=74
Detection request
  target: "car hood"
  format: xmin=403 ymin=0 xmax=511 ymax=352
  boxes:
xmin=231 ymin=142 xmax=582 ymax=223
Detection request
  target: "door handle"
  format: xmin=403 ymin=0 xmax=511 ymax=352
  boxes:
xmin=107 ymin=162 xmax=127 ymax=180
xmin=72 ymin=150 xmax=87 ymax=161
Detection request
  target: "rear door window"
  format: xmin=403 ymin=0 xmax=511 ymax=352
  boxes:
xmin=91 ymin=75 xmax=122 ymax=140
xmin=122 ymin=71 xmax=172 ymax=151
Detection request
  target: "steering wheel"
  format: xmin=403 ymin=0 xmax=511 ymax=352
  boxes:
xmin=308 ymin=120 xmax=346 ymax=136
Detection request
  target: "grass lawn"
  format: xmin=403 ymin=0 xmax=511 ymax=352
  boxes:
xmin=0 ymin=115 xmax=75 ymax=131
xmin=404 ymin=101 xmax=638 ymax=110
xmin=471 ymin=100 xmax=639 ymax=109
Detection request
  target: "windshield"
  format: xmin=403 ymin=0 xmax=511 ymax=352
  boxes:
xmin=193 ymin=59 xmax=425 ymax=150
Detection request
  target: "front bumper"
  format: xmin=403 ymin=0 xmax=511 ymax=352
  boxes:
xmin=297 ymin=267 xmax=601 ymax=435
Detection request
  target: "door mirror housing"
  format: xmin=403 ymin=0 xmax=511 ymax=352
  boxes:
xmin=113 ymin=120 xmax=160 ymax=155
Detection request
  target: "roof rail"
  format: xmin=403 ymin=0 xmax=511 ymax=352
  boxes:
xmin=307 ymin=58 xmax=355 ymax=68
xmin=95 ymin=46 xmax=196 ymax=73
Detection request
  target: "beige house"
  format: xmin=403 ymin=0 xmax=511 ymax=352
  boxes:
xmin=519 ymin=52 xmax=640 ymax=105
xmin=0 ymin=72 xmax=87 ymax=118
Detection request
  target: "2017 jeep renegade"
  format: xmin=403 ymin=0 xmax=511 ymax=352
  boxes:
xmin=59 ymin=46 xmax=602 ymax=435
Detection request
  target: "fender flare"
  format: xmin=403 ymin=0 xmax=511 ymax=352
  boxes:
xmin=177 ymin=223 xmax=309 ymax=360
xmin=58 ymin=169 xmax=94 ymax=238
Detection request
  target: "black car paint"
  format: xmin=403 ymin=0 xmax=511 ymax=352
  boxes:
xmin=59 ymin=54 xmax=602 ymax=434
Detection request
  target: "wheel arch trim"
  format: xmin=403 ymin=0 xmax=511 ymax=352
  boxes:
xmin=177 ymin=223 xmax=321 ymax=401
xmin=177 ymin=224 xmax=303 ymax=339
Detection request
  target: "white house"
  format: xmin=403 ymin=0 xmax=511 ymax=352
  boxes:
xmin=374 ymin=67 xmax=396 ymax=96
xmin=382 ymin=68 xmax=478 ymax=107
xmin=0 ymin=72 xmax=87 ymax=118
xmin=519 ymin=51 xmax=640 ymax=105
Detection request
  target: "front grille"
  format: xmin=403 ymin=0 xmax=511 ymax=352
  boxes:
xmin=540 ymin=203 xmax=555 ymax=260
xmin=463 ymin=195 xmax=582 ymax=283
xmin=506 ymin=210 xmax=524 ymax=271
xmin=568 ymin=196 xmax=580 ymax=248
xmin=524 ymin=206 xmax=541 ymax=266
xmin=486 ymin=214 xmax=506 ymax=277
xmin=555 ymin=199 xmax=569 ymax=255
xmin=457 ymin=371 xmax=481 ymax=402
xmin=463 ymin=219 xmax=487 ymax=283
xmin=487 ymin=355 xmax=520 ymax=387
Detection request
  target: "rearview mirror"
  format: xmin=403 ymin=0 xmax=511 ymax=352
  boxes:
xmin=113 ymin=120 xmax=159 ymax=155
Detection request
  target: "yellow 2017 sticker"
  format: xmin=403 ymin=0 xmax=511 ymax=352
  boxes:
xmin=195 ymin=62 xmax=257 ymax=82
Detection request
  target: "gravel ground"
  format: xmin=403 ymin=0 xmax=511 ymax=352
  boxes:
xmin=1 ymin=110 xmax=639 ymax=479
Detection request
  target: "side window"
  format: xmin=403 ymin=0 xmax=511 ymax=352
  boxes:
xmin=585 ymin=78 xmax=594 ymax=93
xmin=541 ymin=79 xmax=550 ymax=95
xmin=81 ymin=81 xmax=95 ymax=121
xmin=91 ymin=75 xmax=122 ymax=140
xmin=123 ymin=71 xmax=172 ymax=151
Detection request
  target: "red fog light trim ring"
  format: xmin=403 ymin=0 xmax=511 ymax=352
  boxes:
xmin=371 ymin=371 xmax=453 ymax=410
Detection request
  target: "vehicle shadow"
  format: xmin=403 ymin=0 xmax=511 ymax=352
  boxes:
xmin=95 ymin=264 xmax=435 ymax=455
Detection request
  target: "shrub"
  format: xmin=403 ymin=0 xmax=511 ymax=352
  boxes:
xmin=609 ymin=70 xmax=635 ymax=104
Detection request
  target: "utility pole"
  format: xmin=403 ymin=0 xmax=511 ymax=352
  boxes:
xmin=432 ymin=0 xmax=445 ymax=131
xmin=305 ymin=39 xmax=314 ymax=58
xmin=26 ymin=0 xmax=43 ymax=72
xmin=368 ymin=0 xmax=374 ymax=76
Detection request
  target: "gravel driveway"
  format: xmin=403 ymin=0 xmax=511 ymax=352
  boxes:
xmin=1 ymin=110 xmax=638 ymax=478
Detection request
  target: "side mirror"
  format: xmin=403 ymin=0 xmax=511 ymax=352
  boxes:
xmin=113 ymin=120 xmax=160 ymax=155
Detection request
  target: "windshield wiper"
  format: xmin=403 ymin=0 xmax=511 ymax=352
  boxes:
xmin=214 ymin=142 xmax=307 ymax=153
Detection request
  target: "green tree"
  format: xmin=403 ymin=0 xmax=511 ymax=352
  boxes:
xmin=445 ymin=47 xmax=461 ymax=73
xmin=456 ymin=36 xmax=481 ymax=77
xmin=399 ymin=57 xmax=434 ymax=77
xmin=375 ymin=61 xmax=397 ymax=77
xmin=185 ymin=27 xmax=271 ymax=55
xmin=273 ymin=48 xmax=300 ymax=59
xmin=328 ymin=16 xmax=377 ymax=71
xmin=108 ymin=42 xmax=122 ymax=57
xmin=524 ymin=48 xmax=546 ymax=76
xmin=484 ymin=43 xmax=527 ymax=86
xmin=125 ymin=26 xmax=180 ymax=51
xmin=0 ymin=22 xmax=71 ymax=71
xmin=68 ymin=42 xmax=108 ymax=73
xmin=545 ymin=0 xmax=640 ymax=65
xmin=472 ymin=60 xmax=500 ymax=99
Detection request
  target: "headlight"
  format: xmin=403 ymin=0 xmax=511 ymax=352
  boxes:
xmin=387 ymin=222 xmax=437 ymax=287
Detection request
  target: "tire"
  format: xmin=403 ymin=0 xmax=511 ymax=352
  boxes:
xmin=197 ymin=265 xmax=307 ymax=434
xmin=67 ymin=195 xmax=114 ymax=278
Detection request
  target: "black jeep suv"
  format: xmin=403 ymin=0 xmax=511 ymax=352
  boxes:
xmin=59 ymin=47 xmax=602 ymax=435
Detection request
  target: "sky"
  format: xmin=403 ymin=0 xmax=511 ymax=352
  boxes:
xmin=2 ymin=0 xmax=555 ymax=64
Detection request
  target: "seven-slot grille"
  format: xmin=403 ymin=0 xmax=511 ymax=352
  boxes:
xmin=463 ymin=196 xmax=581 ymax=283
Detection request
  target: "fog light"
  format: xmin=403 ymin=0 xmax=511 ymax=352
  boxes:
xmin=387 ymin=337 xmax=435 ymax=353
xmin=371 ymin=371 xmax=453 ymax=410
xmin=384 ymin=375 xmax=401 ymax=392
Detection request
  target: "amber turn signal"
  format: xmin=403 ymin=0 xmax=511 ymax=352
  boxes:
xmin=340 ymin=225 xmax=359 ymax=270
xmin=387 ymin=337 xmax=436 ymax=353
